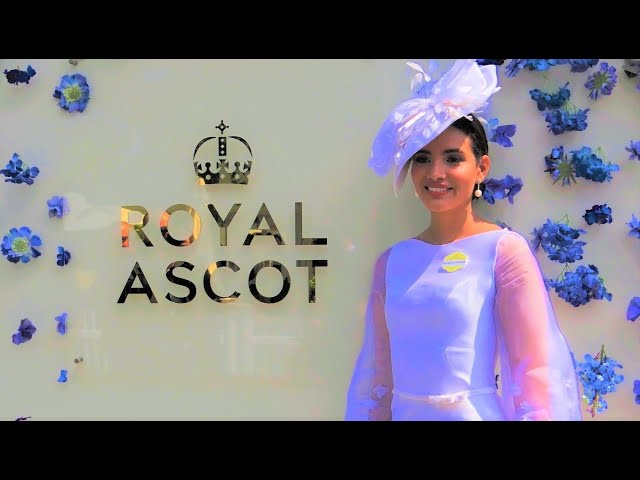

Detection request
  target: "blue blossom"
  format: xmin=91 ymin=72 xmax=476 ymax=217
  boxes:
xmin=627 ymin=297 xmax=640 ymax=322
xmin=529 ymin=83 xmax=571 ymax=111
xmin=482 ymin=175 xmax=523 ymax=205
xmin=634 ymin=380 xmax=640 ymax=405
xmin=505 ymin=59 xmax=561 ymax=77
xmin=544 ymin=146 xmax=576 ymax=186
xmin=547 ymin=264 xmax=612 ymax=307
xmin=56 ymin=246 xmax=71 ymax=266
xmin=575 ymin=345 xmax=623 ymax=417
xmin=487 ymin=118 xmax=516 ymax=147
xmin=530 ymin=226 xmax=545 ymax=251
xmin=584 ymin=62 xmax=617 ymax=100
xmin=476 ymin=59 xmax=505 ymax=66
xmin=12 ymin=318 xmax=37 ymax=345
xmin=55 ymin=313 xmax=68 ymax=335
xmin=47 ymin=195 xmax=69 ymax=218
xmin=571 ymin=147 xmax=619 ymax=183
xmin=3 ymin=65 xmax=36 ymax=85
xmin=530 ymin=219 xmax=586 ymax=263
xmin=0 ymin=153 xmax=40 ymax=185
xmin=544 ymin=108 xmax=590 ymax=135
xmin=625 ymin=140 xmax=640 ymax=161
xmin=583 ymin=204 xmax=612 ymax=225
xmin=57 ymin=370 xmax=68 ymax=383
xmin=53 ymin=73 xmax=90 ymax=113
xmin=627 ymin=214 xmax=640 ymax=238
xmin=1 ymin=226 xmax=42 ymax=264
xmin=504 ymin=59 xmax=528 ymax=77
xmin=564 ymin=59 xmax=599 ymax=73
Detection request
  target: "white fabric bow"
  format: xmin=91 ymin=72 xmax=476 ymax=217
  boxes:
xmin=368 ymin=59 xmax=501 ymax=196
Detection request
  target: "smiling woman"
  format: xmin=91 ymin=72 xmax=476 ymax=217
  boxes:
xmin=345 ymin=59 xmax=582 ymax=421
xmin=410 ymin=115 xmax=489 ymax=220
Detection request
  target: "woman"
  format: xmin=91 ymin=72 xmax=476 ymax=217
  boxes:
xmin=345 ymin=60 xmax=582 ymax=421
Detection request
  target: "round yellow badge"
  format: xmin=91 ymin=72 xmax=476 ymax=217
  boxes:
xmin=441 ymin=251 xmax=469 ymax=272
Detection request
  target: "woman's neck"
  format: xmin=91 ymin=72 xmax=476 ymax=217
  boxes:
xmin=419 ymin=207 xmax=490 ymax=245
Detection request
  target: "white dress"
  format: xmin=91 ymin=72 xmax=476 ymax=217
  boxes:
xmin=345 ymin=228 xmax=582 ymax=421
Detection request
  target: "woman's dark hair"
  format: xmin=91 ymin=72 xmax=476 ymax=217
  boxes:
xmin=450 ymin=114 xmax=489 ymax=201
xmin=450 ymin=114 xmax=489 ymax=161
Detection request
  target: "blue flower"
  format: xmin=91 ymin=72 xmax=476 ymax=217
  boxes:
xmin=565 ymin=59 xmax=599 ymax=73
xmin=56 ymin=246 xmax=71 ymax=266
xmin=627 ymin=297 xmax=640 ymax=322
xmin=571 ymin=147 xmax=619 ymax=184
xmin=544 ymin=146 xmax=577 ymax=186
xmin=12 ymin=318 xmax=37 ymax=345
xmin=583 ymin=204 xmax=612 ymax=225
xmin=575 ymin=345 xmax=623 ymax=417
xmin=625 ymin=140 xmax=640 ymax=161
xmin=529 ymin=83 xmax=571 ymax=111
xmin=547 ymin=264 xmax=612 ymax=307
xmin=0 ymin=153 xmax=40 ymax=185
xmin=487 ymin=118 xmax=517 ymax=148
xmin=530 ymin=226 xmax=544 ymax=251
xmin=504 ymin=59 xmax=527 ymax=77
xmin=57 ymin=370 xmax=68 ymax=383
xmin=47 ymin=195 xmax=69 ymax=218
xmin=53 ymin=73 xmax=90 ymax=113
xmin=584 ymin=62 xmax=617 ymax=100
xmin=634 ymin=380 xmax=640 ymax=405
xmin=482 ymin=175 xmax=523 ymax=205
xmin=3 ymin=65 xmax=36 ymax=85
xmin=627 ymin=214 xmax=640 ymax=238
xmin=55 ymin=313 xmax=68 ymax=335
xmin=544 ymin=108 xmax=590 ymax=135
xmin=1 ymin=227 xmax=42 ymax=264
xmin=531 ymin=219 xmax=586 ymax=264
xmin=476 ymin=59 xmax=505 ymax=66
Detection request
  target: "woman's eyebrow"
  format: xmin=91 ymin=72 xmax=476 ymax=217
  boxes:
xmin=419 ymin=148 xmax=463 ymax=155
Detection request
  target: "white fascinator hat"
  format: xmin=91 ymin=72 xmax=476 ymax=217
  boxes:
xmin=368 ymin=59 xmax=501 ymax=196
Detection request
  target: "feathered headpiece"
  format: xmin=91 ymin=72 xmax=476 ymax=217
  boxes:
xmin=368 ymin=59 xmax=501 ymax=196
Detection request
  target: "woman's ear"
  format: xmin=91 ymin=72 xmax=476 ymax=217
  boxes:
xmin=479 ymin=154 xmax=491 ymax=180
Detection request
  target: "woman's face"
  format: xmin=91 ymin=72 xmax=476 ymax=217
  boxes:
xmin=410 ymin=125 xmax=489 ymax=213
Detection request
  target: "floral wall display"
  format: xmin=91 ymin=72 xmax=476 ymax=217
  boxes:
xmin=0 ymin=59 xmax=638 ymax=420
xmin=472 ymin=59 xmax=640 ymax=418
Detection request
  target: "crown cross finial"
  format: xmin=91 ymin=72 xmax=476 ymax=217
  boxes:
xmin=215 ymin=120 xmax=228 ymax=134
xmin=193 ymin=120 xmax=253 ymax=186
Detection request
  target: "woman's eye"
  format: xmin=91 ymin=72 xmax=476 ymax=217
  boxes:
xmin=414 ymin=155 xmax=430 ymax=163
xmin=447 ymin=156 xmax=463 ymax=163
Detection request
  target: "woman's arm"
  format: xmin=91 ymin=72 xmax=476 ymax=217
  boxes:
xmin=494 ymin=232 xmax=582 ymax=420
xmin=345 ymin=248 xmax=394 ymax=421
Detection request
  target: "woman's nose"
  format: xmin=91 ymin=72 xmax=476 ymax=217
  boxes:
xmin=427 ymin=160 xmax=447 ymax=180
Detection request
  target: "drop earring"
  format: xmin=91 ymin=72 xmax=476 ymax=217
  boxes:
xmin=474 ymin=181 xmax=482 ymax=198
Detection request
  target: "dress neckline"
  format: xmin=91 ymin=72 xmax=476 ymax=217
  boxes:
xmin=409 ymin=227 xmax=508 ymax=247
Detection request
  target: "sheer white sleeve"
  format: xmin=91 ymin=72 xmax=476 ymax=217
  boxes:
xmin=495 ymin=232 xmax=582 ymax=421
xmin=345 ymin=248 xmax=393 ymax=421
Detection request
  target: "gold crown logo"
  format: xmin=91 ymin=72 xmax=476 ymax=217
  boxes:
xmin=193 ymin=121 xmax=253 ymax=185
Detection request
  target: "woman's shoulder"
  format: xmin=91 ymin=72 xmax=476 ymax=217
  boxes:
xmin=495 ymin=228 xmax=534 ymax=258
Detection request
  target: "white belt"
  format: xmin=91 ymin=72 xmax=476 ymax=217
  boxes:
xmin=392 ymin=386 xmax=496 ymax=407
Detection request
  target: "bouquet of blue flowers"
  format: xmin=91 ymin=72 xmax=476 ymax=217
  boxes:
xmin=575 ymin=345 xmax=624 ymax=417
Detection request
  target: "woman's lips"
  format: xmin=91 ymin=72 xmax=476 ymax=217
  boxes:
xmin=424 ymin=186 xmax=453 ymax=197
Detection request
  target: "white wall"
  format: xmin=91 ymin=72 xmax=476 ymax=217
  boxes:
xmin=0 ymin=59 xmax=637 ymax=420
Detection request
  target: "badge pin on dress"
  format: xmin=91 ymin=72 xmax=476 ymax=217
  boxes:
xmin=441 ymin=252 xmax=469 ymax=272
